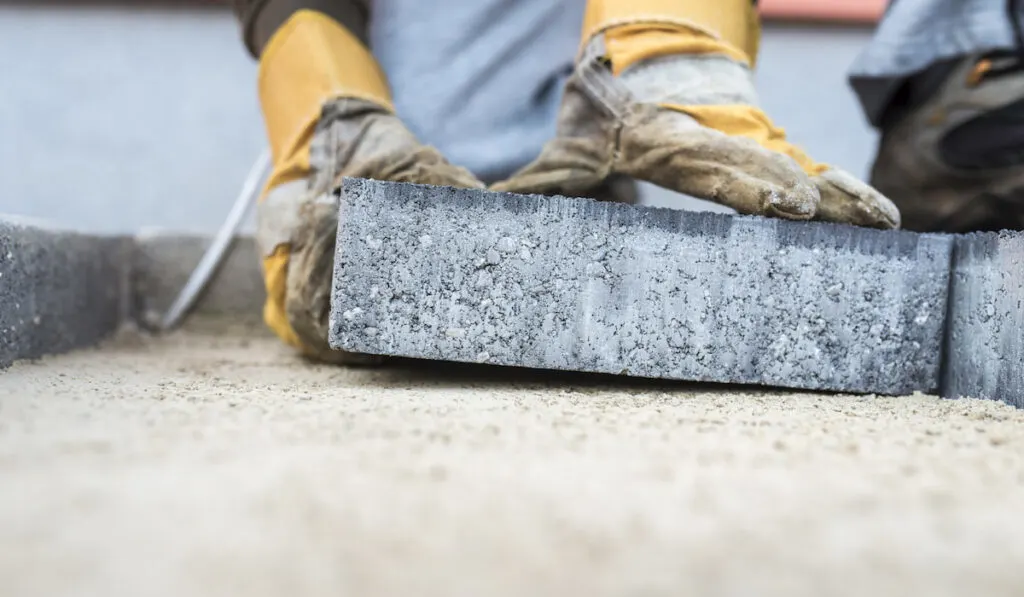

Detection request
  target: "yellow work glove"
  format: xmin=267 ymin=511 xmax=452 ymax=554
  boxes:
xmin=492 ymin=0 xmax=900 ymax=229
xmin=256 ymin=10 xmax=484 ymax=362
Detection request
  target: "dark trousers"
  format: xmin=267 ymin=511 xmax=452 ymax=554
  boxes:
xmin=232 ymin=0 xmax=370 ymax=57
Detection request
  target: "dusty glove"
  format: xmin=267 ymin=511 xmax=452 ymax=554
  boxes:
xmin=255 ymin=10 xmax=483 ymax=363
xmin=491 ymin=0 xmax=900 ymax=229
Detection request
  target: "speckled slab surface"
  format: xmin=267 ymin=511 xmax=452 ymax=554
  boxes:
xmin=0 ymin=218 xmax=128 ymax=367
xmin=944 ymin=232 xmax=1024 ymax=408
xmin=330 ymin=179 xmax=953 ymax=395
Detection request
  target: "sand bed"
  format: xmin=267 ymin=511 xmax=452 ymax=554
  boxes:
xmin=2 ymin=325 xmax=1023 ymax=596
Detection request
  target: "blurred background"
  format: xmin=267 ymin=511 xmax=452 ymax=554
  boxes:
xmin=0 ymin=0 xmax=887 ymax=234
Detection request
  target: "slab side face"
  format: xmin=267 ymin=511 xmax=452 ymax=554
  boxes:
xmin=944 ymin=232 xmax=1024 ymax=407
xmin=131 ymin=234 xmax=265 ymax=326
xmin=0 ymin=220 xmax=127 ymax=367
xmin=330 ymin=180 xmax=952 ymax=395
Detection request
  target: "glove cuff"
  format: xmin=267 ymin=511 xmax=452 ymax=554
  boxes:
xmin=257 ymin=9 xmax=393 ymax=192
xmin=580 ymin=0 xmax=760 ymax=73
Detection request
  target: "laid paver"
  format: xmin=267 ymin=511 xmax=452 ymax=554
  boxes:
xmin=0 ymin=218 xmax=128 ymax=367
xmin=330 ymin=179 xmax=953 ymax=395
xmin=944 ymin=231 xmax=1024 ymax=408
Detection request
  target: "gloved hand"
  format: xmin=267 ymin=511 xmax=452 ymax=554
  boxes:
xmin=256 ymin=10 xmax=483 ymax=363
xmin=492 ymin=0 xmax=900 ymax=229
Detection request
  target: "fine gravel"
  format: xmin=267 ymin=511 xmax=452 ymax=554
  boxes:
xmin=2 ymin=323 xmax=1024 ymax=597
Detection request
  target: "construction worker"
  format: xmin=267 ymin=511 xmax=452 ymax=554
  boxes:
xmin=232 ymin=0 xmax=1019 ymax=362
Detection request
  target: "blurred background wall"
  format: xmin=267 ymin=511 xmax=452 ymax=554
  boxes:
xmin=0 ymin=1 xmax=883 ymax=234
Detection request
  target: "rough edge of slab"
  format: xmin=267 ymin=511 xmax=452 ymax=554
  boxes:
xmin=943 ymin=231 xmax=1024 ymax=408
xmin=0 ymin=219 xmax=269 ymax=367
xmin=2 ymin=192 xmax=1021 ymax=410
xmin=329 ymin=179 xmax=953 ymax=396
xmin=0 ymin=218 xmax=131 ymax=367
xmin=130 ymin=231 xmax=266 ymax=328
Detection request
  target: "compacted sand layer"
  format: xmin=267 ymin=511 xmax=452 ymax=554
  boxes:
xmin=1 ymin=324 xmax=1023 ymax=597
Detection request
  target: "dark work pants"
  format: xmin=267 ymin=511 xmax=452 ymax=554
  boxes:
xmin=231 ymin=0 xmax=371 ymax=57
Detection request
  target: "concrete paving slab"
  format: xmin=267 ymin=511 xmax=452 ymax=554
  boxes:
xmin=0 ymin=217 xmax=128 ymax=367
xmin=943 ymin=231 xmax=1024 ymax=408
xmin=330 ymin=179 xmax=953 ymax=396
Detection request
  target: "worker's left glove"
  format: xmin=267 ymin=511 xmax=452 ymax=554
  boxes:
xmin=491 ymin=0 xmax=900 ymax=229
xmin=255 ymin=10 xmax=483 ymax=363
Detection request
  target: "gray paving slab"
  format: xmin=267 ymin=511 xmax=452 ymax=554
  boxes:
xmin=0 ymin=218 xmax=129 ymax=367
xmin=943 ymin=231 xmax=1024 ymax=408
xmin=329 ymin=179 xmax=953 ymax=395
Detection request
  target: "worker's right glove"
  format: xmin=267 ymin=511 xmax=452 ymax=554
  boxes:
xmin=255 ymin=10 xmax=484 ymax=363
xmin=491 ymin=0 xmax=900 ymax=229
